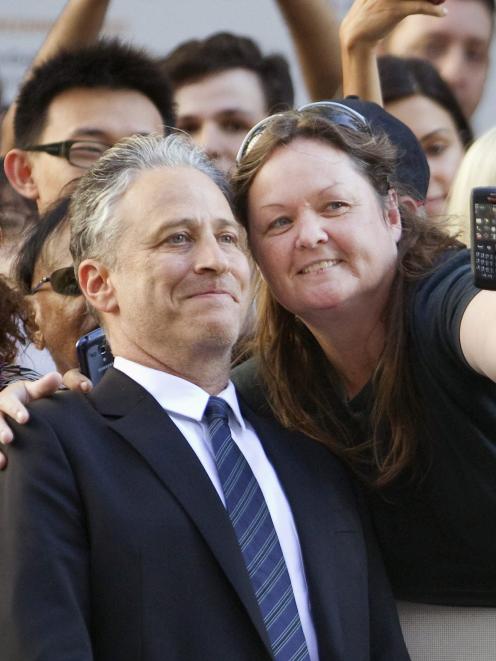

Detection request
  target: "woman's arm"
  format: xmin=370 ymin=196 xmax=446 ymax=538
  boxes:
xmin=339 ymin=0 xmax=447 ymax=102
xmin=0 ymin=0 xmax=111 ymax=155
xmin=460 ymin=290 xmax=496 ymax=381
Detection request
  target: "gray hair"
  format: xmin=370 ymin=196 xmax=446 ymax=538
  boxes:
xmin=69 ymin=132 xmax=232 ymax=271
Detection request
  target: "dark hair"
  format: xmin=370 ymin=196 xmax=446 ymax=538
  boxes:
xmin=0 ymin=275 xmax=34 ymax=364
xmin=379 ymin=55 xmax=473 ymax=147
xmin=0 ymin=157 xmax=38 ymax=243
xmin=14 ymin=39 xmax=175 ymax=148
xmin=15 ymin=196 xmax=71 ymax=294
xmin=233 ymin=110 xmax=463 ymax=487
xmin=159 ymin=32 xmax=294 ymax=113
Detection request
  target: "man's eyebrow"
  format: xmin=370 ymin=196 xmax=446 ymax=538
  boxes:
xmin=146 ymin=217 xmax=240 ymax=241
xmin=67 ymin=128 xmax=111 ymax=141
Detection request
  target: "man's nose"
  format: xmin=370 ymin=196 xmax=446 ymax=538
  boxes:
xmin=195 ymin=122 xmax=224 ymax=160
xmin=193 ymin=234 xmax=230 ymax=273
xmin=437 ymin=46 xmax=467 ymax=93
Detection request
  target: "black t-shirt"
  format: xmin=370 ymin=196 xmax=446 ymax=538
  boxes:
xmin=233 ymin=249 xmax=496 ymax=605
xmin=369 ymin=249 xmax=496 ymax=605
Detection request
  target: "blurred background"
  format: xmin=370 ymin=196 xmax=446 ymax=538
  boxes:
xmin=0 ymin=0 xmax=494 ymax=134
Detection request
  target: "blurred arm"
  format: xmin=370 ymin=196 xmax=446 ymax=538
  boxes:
xmin=275 ymin=0 xmax=342 ymax=101
xmin=1 ymin=0 xmax=111 ymax=154
xmin=339 ymin=0 xmax=447 ymax=103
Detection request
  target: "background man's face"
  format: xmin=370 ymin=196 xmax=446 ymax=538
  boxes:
xmin=384 ymin=0 xmax=493 ymax=117
xmin=174 ymin=68 xmax=268 ymax=174
xmin=102 ymin=165 xmax=251 ymax=364
xmin=28 ymin=87 xmax=164 ymax=211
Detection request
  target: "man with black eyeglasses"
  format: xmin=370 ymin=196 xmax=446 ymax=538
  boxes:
xmin=3 ymin=39 xmax=174 ymax=213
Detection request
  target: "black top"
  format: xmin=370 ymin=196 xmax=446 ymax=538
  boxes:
xmin=233 ymin=249 xmax=496 ymax=606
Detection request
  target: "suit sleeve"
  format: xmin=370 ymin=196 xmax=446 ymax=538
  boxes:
xmin=0 ymin=409 xmax=93 ymax=660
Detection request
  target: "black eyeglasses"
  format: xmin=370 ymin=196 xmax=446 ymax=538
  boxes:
xmin=29 ymin=266 xmax=81 ymax=296
xmin=23 ymin=140 xmax=111 ymax=169
xmin=236 ymin=101 xmax=370 ymax=163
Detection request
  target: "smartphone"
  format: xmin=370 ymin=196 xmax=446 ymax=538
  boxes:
xmin=471 ymin=187 xmax=496 ymax=290
xmin=76 ymin=327 xmax=114 ymax=384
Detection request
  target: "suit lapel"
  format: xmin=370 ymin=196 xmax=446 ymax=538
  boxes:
xmin=89 ymin=368 xmax=272 ymax=654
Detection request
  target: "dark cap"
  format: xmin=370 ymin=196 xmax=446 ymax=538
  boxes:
xmin=339 ymin=96 xmax=429 ymax=201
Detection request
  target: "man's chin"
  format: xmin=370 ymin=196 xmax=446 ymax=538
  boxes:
xmin=191 ymin=320 xmax=240 ymax=351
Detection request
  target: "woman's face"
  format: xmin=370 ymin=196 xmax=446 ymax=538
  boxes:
xmin=247 ymin=138 xmax=402 ymax=330
xmin=385 ymin=94 xmax=465 ymax=217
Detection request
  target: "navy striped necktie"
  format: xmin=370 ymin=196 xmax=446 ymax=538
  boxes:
xmin=204 ymin=396 xmax=311 ymax=661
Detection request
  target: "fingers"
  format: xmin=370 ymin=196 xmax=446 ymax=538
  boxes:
xmin=0 ymin=372 xmax=63 ymax=445
xmin=0 ymin=450 xmax=7 ymax=471
xmin=25 ymin=372 xmax=63 ymax=400
xmin=401 ymin=1 xmax=447 ymax=17
xmin=62 ymin=368 xmax=93 ymax=393
xmin=0 ymin=381 xmax=32 ymax=445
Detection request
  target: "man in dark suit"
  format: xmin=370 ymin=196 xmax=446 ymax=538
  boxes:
xmin=0 ymin=133 xmax=409 ymax=660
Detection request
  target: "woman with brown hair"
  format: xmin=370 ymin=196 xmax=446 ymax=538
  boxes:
xmin=0 ymin=274 xmax=38 ymax=389
xmin=231 ymin=102 xmax=496 ymax=614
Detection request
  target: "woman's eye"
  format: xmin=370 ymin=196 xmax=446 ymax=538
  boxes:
xmin=324 ymin=201 xmax=348 ymax=213
xmin=424 ymin=142 xmax=447 ymax=157
xmin=268 ymin=216 xmax=292 ymax=231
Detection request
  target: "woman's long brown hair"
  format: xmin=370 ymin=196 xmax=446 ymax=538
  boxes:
xmin=232 ymin=112 xmax=462 ymax=487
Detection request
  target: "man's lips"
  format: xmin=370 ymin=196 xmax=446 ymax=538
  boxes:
xmin=186 ymin=289 xmax=238 ymax=302
xmin=298 ymin=258 xmax=342 ymax=275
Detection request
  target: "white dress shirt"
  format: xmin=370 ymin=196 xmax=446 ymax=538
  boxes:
xmin=114 ymin=356 xmax=319 ymax=661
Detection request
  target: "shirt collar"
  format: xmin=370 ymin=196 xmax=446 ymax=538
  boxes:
xmin=113 ymin=356 xmax=246 ymax=430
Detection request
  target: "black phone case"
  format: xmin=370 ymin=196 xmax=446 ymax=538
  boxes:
xmin=471 ymin=187 xmax=496 ymax=290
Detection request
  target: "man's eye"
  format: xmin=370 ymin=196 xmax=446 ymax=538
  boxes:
xmin=166 ymin=232 xmax=190 ymax=244
xmin=176 ymin=120 xmax=200 ymax=135
xmin=219 ymin=233 xmax=238 ymax=244
xmin=221 ymin=119 xmax=251 ymax=134
xmin=465 ymin=47 xmax=486 ymax=64
xmin=421 ymin=41 xmax=446 ymax=60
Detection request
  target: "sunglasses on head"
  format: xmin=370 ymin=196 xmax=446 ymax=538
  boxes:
xmin=236 ymin=101 xmax=370 ymax=164
xmin=29 ymin=266 xmax=81 ymax=296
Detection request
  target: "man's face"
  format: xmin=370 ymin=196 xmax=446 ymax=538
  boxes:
xmin=101 ymin=166 xmax=251 ymax=365
xmin=30 ymin=225 xmax=96 ymax=373
xmin=174 ymin=68 xmax=268 ymax=173
xmin=27 ymin=87 xmax=164 ymax=211
xmin=384 ymin=0 xmax=493 ymax=117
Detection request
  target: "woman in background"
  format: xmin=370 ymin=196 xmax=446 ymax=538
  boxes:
xmin=446 ymin=126 xmax=496 ymax=243
xmin=0 ymin=275 xmax=37 ymax=389
xmin=340 ymin=0 xmax=471 ymax=219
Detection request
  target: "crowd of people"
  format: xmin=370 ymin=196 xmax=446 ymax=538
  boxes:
xmin=0 ymin=0 xmax=495 ymax=659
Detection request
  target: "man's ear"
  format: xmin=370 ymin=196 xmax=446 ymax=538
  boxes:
xmin=385 ymin=188 xmax=402 ymax=243
xmin=27 ymin=297 xmax=46 ymax=351
xmin=3 ymin=149 xmax=39 ymax=201
xmin=78 ymin=260 xmax=118 ymax=314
